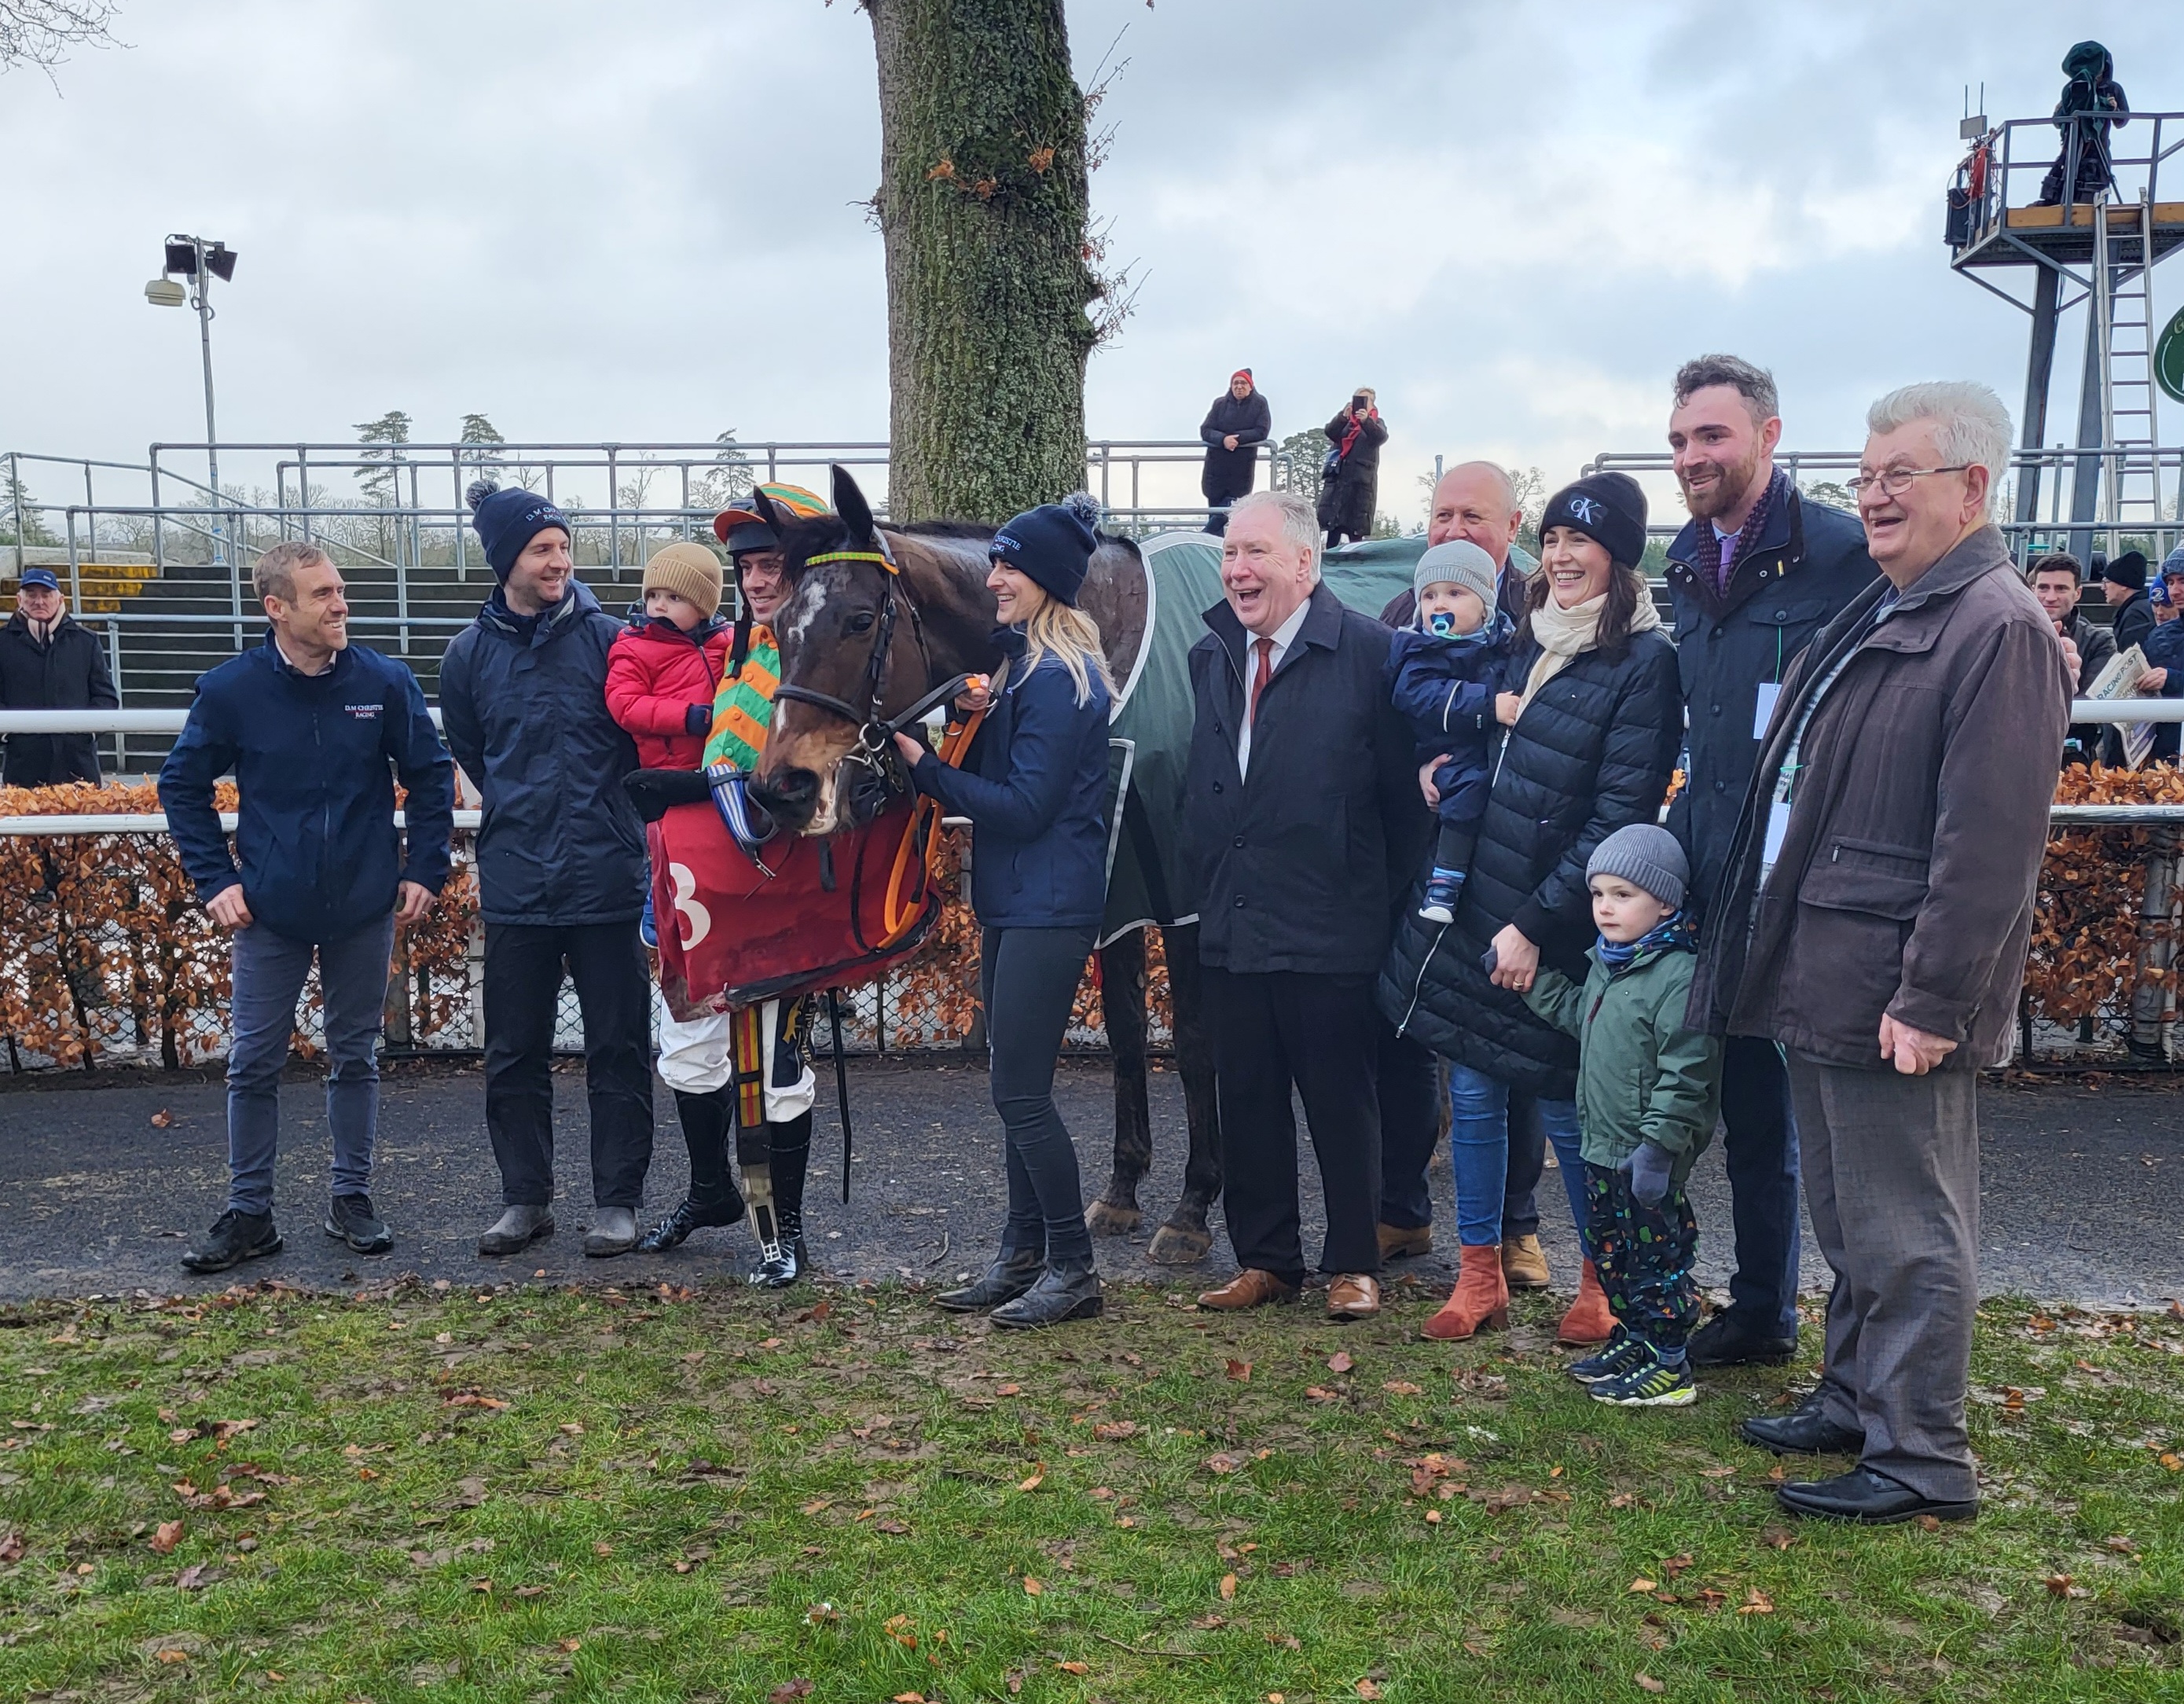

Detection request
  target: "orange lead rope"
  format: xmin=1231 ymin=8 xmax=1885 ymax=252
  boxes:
xmin=877 ymin=665 xmax=1001 ymax=948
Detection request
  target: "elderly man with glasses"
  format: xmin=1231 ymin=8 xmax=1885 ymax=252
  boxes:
xmin=1692 ymin=381 xmax=2072 ymax=1526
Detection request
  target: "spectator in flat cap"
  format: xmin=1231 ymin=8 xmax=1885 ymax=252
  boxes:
xmin=0 ymin=565 xmax=119 ymax=787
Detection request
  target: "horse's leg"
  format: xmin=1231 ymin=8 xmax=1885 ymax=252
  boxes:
xmin=1085 ymin=927 xmax=1148 ymax=1237
xmin=1147 ymin=921 xmax=1220 ymax=1266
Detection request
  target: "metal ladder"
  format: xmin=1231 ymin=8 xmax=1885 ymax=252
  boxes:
xmin=2096 ymin=190 xmax=2166 ymax=531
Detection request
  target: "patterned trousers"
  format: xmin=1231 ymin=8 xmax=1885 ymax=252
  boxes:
xmin=1582 ymin=1162 xmax=1700 ymax=1354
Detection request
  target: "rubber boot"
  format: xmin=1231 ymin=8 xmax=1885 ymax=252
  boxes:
xmin=750 ymin=1112 xmax=812 ymax=1288
xmin=1557 ymin=1259 xmax=1616 ymax=1346
xmin=989 ymin=1253 xmax=1103 ymax=1329
xmin=935 ymin=1247 xmax=1045 ymax=1313
xmin=640 ymin=1089 xmax=747 ymax=1252
xmin=1420 ymin=1242 xmax=1510 ymax=1341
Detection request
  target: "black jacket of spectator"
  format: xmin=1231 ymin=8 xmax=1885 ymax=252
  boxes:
xmin=1379 ymin=624 xmax=1681 ymax=1098
xmin=2112 ymin=589 xmax=2156 ymax=659
xmin=2060 ymin=607 xmax=2116 ymax=762
xmin=1184 ymin=581 xmax=1426 ymax=976
xmin=1199 ymin=389 xmax=1273 ymax=505
xmin=1662 ymin=487 xmax=1877 ymax=920
xmin=1317 ymin=409 xmax=1387 ymax=540
xmin=0 ymin=611 xmax=118 ymax=786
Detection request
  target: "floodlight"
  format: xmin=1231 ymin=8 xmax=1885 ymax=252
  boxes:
xmin=144 ymin=278 xmax=186 ymax=307
xmin=163 ymin=240 xmax=197 ymax=276
xmin=201 ymin=244 xmax=237 ymax=282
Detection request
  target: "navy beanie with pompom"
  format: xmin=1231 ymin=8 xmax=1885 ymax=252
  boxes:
xmin=1540 ymin=472 xmax=1648 ymax=571
xmin=990 ymin=494 xmax=1101 ymax=609
xmin=468 ymin=479 xmax=571 ymax=582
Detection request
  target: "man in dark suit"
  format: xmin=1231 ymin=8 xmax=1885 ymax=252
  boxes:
xmin=1184 ymin=489 xmax=1427 ymax=1322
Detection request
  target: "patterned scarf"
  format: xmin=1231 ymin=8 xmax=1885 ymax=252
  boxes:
xmin=703 ymin=625 xmax=780 ymax=772
xmin=1690 ymin=466 xmax=1789 ymax=600
xmin=1596 ymin=909 xmax=1694 ymax=971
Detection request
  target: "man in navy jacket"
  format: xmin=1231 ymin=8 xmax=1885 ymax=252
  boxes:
xmin=160 ymin=542 xmax=453 ymax=1272
xmin=439 ymin=483 xmax=653 ymax=1261
xmin=1184 ymin=490 xmax=1426 ymax=1324
xmin=1661 ymin=354 xmax=1878 ymax=1368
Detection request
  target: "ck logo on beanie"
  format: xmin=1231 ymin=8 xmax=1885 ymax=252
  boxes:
xmin=1566 ymin=495 xmax=1602 ymax=526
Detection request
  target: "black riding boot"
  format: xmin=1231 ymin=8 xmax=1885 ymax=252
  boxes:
xmin=751 ymin=1111 xmax=811 ymax=1288
xmin=989 ymin=1253 xmax=1103 ymax=1329
xmin=638 ymin=1089 xmax=747 ymax=1253
xmin=935 ymin=1246 xmax=1045 ymax=1313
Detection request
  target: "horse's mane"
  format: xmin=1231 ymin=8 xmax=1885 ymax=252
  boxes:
xmin=890 ymin=519 xmax=995 ymax=542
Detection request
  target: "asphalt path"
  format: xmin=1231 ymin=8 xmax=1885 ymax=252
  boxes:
xmin=0 ymin=1056 xmax=2177 ymax=1306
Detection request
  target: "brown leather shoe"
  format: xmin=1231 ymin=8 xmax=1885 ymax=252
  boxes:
xmin=1377 ymin=1221 xmax=1433 ymax=1261
xmin=1196 ymin=1269 xmax=1299 ymax=1310
xmin=1501 ymin=1233 xmax=1551 ymax=1290
xmin=1327 ymin=1274 xmax=1382 ymax=1320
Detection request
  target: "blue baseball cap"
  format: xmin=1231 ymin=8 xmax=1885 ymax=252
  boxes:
xmin=18 ymin=567 xmax=59 ymax=591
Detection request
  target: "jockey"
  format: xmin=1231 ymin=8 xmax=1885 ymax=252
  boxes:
xmin=636 ymin=482 xmax=831 ymax=1288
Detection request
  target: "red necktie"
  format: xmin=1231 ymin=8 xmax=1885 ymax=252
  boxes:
xmin=1250 ymin=635 xmax=1274 ymax=725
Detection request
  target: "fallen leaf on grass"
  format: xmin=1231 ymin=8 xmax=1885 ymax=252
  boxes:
xmin=1738 ymin=1588 xmax=1775 ymax=1615
xmin=1424 ymin=1509 xmax=1442 ymax=1525
xmin=875 ymin=1519 xmax=910 ymax=1534
xmin=1636 ymin=1675 xmax=1666 ymax=1695
xmin=1219 ymin=1572 xmax=1238 ymax=1600
xmin=996 ymin=1383 xmax=1022 ymax=1397
xmin=156 ymin=1650 xmax=188 ymax=1664
xmin=2159 ymin=1452 xmax=2183 ymax=1473
xmin=1056 ymin=1660 xmax=1089 ymax=1674
xmin=557 ymin=1638 xmax=582 ymax=1653
xmin=1305 ymin=1386 xmax=1340 ymax=1402
xmin=559 ymin=1422 xmax=585 ymax=1437
xmin=1382 ymin=1381 xmax=1423 ymax=1397
xmin=1356 ymin=1681 xmax=1383 ymax=1699
xmin=794 ymin=1301 xmax=831 ymax=1324
xmin=1018 ymin=1467 xmax=1046 ymax=1493
xmin=1698 ymin=1465 xmax=1736 ymax=1479
xmin=1022 ymin=1576 xmax=1043 ymax=1596
xmin=799 ymin=1498 xmax=832 ymax=1517
xmin=515 ymin=1585 xmax=549 ymax=1599
xmin=1093 ymin=1420 xmax=1138 ymax=1441
xmin=805 ymin=1603 xmax=840 ymax=1624
xmin=149 ymin=1520 xmax=184 ymax=1555
xmin=1205 ymin=1452 xmax=1239 ymax=1474
xmin=443 ymin=1394 xmax=508 ymax=1412
xmin=1759 ymin=1526 xmax=1796 ymax=1551
xmin=1191 ymin=1614 xmax=1226 ymax=1629
xmin=0 ymin=1533 xmax=22 ymax=1563
xmin=1915 ymin=1515 xmax=1941 ymax=1532
xmin=593 ymin=1541 xmax=613 ymax=1556
xmin=2046 ymin=1574 xmax=2089 ymax=1599
xmin=1629 ymin=1577 xmax=1658 ymax=1593
xmin=1327 ymin=1351 xmax=1354 ymax=1374
xmin=174 ymin=1563 xmax=211 ymax=1589
xmin=2105 ymin=1535 xmax=2139 ymax=1555
xmin=1661 ymin=1553 xmax=1694 ymax=1578
xmin=768 ymin=1683 xmax=815 ymax=1703
xmin=1227 ymin=1359 xmax=1253 ymax=1383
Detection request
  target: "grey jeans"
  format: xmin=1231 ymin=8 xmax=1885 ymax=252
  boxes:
xmin=225 ymin=916 xmax=395 ymax=1216
xmin=1787 ymin=1052 xmax=1980 ymax=1503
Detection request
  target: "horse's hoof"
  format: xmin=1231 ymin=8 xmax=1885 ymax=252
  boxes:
xmin=1085 ymin=1199 xmax=1143 ymax=1238
xmin=1147 ymin=1221 xmax=1213 ymax=1266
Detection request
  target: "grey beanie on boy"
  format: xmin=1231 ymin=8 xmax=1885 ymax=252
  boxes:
xmin=1413 ymin=538 xmax=1499 ymax=615
xmin=1586 ymin=823 xmax=1688 ymax=912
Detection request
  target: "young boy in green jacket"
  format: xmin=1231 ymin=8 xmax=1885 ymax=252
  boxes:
xmin=1523 ymin=824 xmax=1723 ymax=1408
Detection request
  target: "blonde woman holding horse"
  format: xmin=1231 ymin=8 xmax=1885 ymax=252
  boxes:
xmin=892 ymin=502 xmax=1115 ymax=1329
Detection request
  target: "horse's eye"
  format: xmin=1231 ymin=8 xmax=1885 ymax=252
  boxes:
xmin=846 ymin=611 xmax=876 ymax=634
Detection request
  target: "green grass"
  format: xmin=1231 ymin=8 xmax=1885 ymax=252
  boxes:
xmin=1 ymin=1278 xmax=2180 ymax=1702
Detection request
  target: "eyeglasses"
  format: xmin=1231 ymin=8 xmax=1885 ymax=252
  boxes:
xmin=1846 ymin=465 xmax=1971 ymax=498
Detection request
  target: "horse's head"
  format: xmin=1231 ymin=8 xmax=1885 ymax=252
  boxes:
xmin=751 ymin=465 xmax=955 ymax=835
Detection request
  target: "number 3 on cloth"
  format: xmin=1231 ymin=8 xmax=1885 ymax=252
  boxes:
xmin=668 ymin=862 xmax=711 ymax=949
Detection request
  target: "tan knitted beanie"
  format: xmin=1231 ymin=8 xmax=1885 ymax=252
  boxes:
xmin=642 ymin=541 xmax=724 ymax=619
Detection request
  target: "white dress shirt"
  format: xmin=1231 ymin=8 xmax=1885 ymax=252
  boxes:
xmin=1235 ymin=594 xmax=1313 ymax=778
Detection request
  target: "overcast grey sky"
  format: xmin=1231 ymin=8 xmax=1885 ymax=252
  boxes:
xmin=3 ymin=0 xmax=2181 ymax=521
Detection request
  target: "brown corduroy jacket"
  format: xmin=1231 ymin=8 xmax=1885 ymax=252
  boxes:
xmin=1689 ymin=523 xmax=2072 ymax=1070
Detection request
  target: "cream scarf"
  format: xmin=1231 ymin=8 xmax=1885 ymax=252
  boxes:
xmin=1514 ymin=584 xmax=1662 ymax=718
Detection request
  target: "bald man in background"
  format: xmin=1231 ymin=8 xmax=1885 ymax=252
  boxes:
xmin=1375 ymin=461 xmax=1547 ymax=1287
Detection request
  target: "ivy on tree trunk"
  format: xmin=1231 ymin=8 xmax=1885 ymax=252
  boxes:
xmin=868 ymin=0 xmax=1098 ymax=523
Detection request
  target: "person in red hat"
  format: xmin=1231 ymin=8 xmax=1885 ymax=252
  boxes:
xmin=1199 ymin=369 xmax=1272 ymax=537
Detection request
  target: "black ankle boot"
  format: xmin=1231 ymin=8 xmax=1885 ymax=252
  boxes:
xmin=750 ymin=1206 xmax=806 ymax=1288
xmin=935 ymin=1247 xmax=1045 ymax=1313
xmin=989 ymin=1254 xmax=1103 ymax=1329
xmin=637 ymin=1192 xmax=747 ymax=1253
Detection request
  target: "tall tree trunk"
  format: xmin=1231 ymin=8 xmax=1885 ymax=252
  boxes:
xmin=868 ymin=0 xmax=1097 ymax=523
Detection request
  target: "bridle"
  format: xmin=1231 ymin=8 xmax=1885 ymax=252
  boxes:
xmin=766 ymin=542 xmax=980 ymax=820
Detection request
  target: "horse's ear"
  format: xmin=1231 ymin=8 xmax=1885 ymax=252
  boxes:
xmin=831 ymin=464 xmax=876 ymax=547
xmin=751 ymin=487 xmax=788 ymax=535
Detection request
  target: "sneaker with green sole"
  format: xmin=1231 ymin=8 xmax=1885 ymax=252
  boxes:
xmin=1568 ymin=1335 xmax=1649 ymax=1385
xmin=1591 ymin=1352 xmax=1697 ymax=1408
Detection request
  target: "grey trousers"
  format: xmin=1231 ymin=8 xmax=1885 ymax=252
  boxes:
xmin=1786 ymin=1053 xmax=1980 ymax=1503
xmin=226 ymin=916 xmax=396 ymax=1216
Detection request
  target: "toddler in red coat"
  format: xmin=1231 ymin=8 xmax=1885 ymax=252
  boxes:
xmin=605 ymin=542 xmax=730 ymax=769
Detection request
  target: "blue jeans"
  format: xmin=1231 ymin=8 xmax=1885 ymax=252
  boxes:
xmin=1446 ymin=1060 xmax=1587 ymax=1252
xmin=225 ymin=915 xmax=395 ymax=1216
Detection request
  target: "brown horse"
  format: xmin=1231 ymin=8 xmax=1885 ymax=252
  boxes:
xmin=747 ymin=465 xmax=1222 ymax=1265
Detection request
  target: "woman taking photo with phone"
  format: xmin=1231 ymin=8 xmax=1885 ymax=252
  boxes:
xmin=892 ymin=501 xmax=1115 ymax=1329
xmin=1319 ymin=386 xmax=1388 ymax=549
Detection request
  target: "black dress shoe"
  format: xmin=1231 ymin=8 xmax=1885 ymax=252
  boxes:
xmin=1687 ymin=1312 xmax=1799 ymax=1368
xmin=1741 ymin=1393 xmax=1865 ymax=1456
xmin=1776 ymin=1467 xmax=1977 ymax=1526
